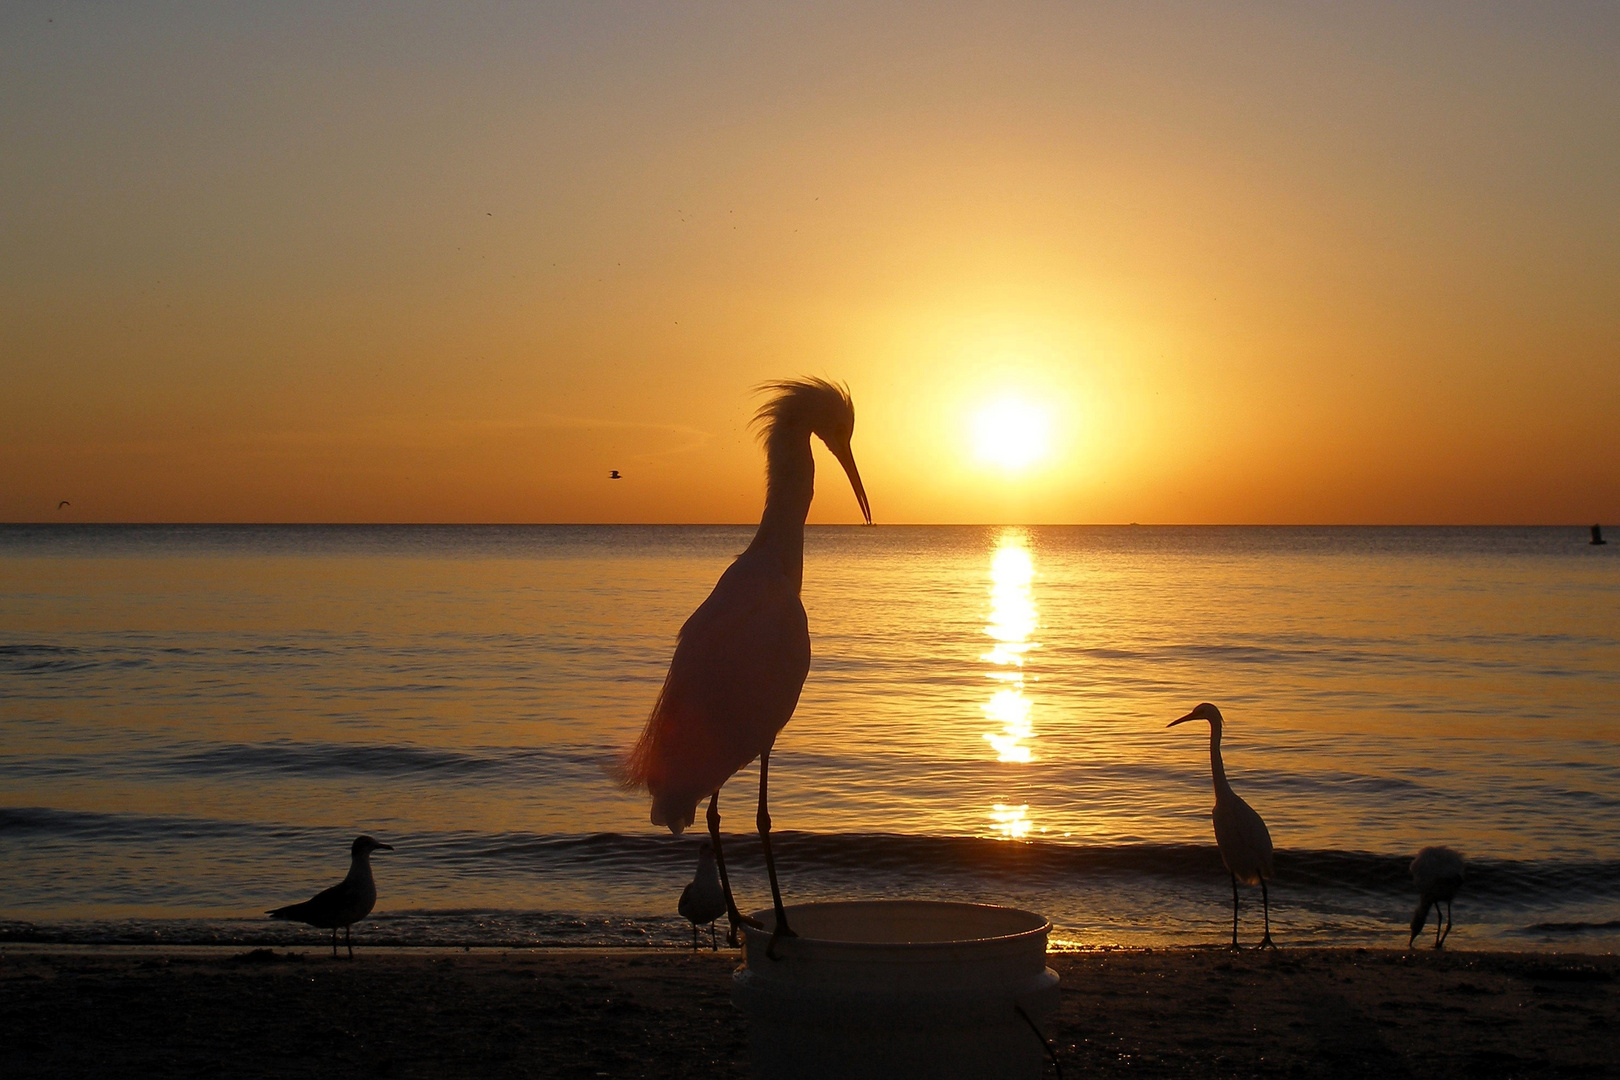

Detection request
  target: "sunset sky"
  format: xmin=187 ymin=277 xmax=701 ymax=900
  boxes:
xmin=4 ymin=2 xmax=1616 ymax=524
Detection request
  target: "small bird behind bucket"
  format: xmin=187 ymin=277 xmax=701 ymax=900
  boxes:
xmin=679 ymin=842 xmax=727 ymax=950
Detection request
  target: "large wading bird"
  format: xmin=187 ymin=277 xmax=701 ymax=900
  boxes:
xmin=1169 ymin=703 xmax=1276 ymax=949
xmin=268 ymin=835 xmax=393 ymax=958
xmin=1409 ymin=845 xmax=1466 ymax=949
xmin=616 ymin=379 xmax=870 ymax=956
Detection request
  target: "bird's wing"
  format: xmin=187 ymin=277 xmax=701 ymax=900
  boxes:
xmin=620 ymin=552 xmax=810 ymax=831
xmin=267 ymin=879 xmax=366 ymax=927
xmin=1213 ymin=792 xmax=1274 ymax=884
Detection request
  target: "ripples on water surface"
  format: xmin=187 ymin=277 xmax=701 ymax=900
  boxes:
xmin=1 ymin=525 xmax=1616 ymax=950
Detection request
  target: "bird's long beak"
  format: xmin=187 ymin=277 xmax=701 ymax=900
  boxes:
xmin=832 ymin=443 xmax=872 ymax=525
xmin=1167 ymin=713 xmax=1196 ymax=728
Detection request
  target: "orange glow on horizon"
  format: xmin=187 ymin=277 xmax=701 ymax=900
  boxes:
xmin=3 ymin=5 xmax=1616 ymax=525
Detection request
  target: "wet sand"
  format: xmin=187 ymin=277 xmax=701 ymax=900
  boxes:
xmin=1 ymin=946 xmax=1614 ymax=1078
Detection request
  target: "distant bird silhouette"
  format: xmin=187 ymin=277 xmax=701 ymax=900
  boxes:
xmin=1170 ymin=703 xmax=1276 ymax=948
xmin=1593 ymin=525 xmax=1607 ymax=546
xmin=268 ymin=835 xmax=393 ymax=958
xmin=1409 ymin=845 xmax=1466 ymax=949
xmin=57 ymin=501 xmax=70 ymax=509
xmin=679 ymin=842 xmax=728 ymax=951
xmin=610 ymin=470 xmax=622 ymax=479
xmin=616 ymin=378 xmax=870 ymax=957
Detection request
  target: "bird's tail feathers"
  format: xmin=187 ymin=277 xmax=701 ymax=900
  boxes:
xmin=615 ymin=677 xmax=706 ymax=835
xmin=612 ymin=679 xmax=673 ymax=792
xmin=267 ymin=903 xmax=306 ymax=921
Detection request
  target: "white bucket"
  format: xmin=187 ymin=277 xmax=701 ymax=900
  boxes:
xmin=732 ymin=900 xmax=1061 ymax=1080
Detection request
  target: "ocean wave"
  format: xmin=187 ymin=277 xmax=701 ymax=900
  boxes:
xmin=7 ymin=808 xmax=1617 ymax=904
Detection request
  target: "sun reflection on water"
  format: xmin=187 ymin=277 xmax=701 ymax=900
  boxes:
xmin=982 ymin=529 xmax=1044 ymax=840
xmin=988 ymin=803 xmax=1032 ymax=840
xmin=982 ymin=531 xmax=1039 ymax=765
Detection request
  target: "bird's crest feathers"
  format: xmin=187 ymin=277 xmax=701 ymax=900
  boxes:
xmin=751 ymin=378 xmax=855 ymax=444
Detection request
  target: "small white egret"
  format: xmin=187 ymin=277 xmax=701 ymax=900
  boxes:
xmin=1169 ymin=703 xmax=1276 ymax=949
xmin=679 ymin=842 xmax=728 ymax=951
xmin=1409 ymin=845 xmax=1466 ymax=949
xmin=267 ymin=835 xmax=393 ymax=958
xmin=617 ymin=378 xmax=870 ymax=956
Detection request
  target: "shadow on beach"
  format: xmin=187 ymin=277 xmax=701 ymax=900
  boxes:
xmin=2 ymin=947 xmax=1614 ymax=1078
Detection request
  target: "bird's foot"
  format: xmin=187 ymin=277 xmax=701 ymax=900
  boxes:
xmin=1260 ymin=935 xmax=1277 ymax=950
xmin=725 ymin=912 xmax=762 ymax=947
xmin=765 ymin=922 xmax=797 ymax=962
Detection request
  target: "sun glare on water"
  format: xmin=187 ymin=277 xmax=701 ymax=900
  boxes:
xmin=973 ymin=397 xmax=1051 ymax=471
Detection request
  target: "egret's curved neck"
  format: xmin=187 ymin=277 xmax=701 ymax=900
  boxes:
xmin=1207 ymin=723 xmax=1231 ymax=795
xmin=748 ymin=422 xmax=813 ymax=590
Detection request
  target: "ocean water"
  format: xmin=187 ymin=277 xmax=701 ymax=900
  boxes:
xmin=1 ymin=524 xmax=1617 ymax=951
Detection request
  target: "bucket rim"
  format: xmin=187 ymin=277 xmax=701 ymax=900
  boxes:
xmin=743 ymin=899 xmax=1052 ymax=949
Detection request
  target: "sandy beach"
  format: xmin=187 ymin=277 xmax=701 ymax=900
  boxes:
xmin=2 ymin=945 xmax=1613 ymax=1078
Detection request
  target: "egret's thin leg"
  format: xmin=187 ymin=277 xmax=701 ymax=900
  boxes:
xmin=760 ymin=750 xmax=796 ymax=960
xmin=1230 ymin=873 xmax=1241 ymax=950
xmin=1260 ymin=879 xmax=1276 ymax=949
xmin=707 ymin=790 xmax=760 ymax=945
xmin=1440 ymin=900 xmax=1453 ymax=948
xmin=1434 ymin=904 xmax=1443 ymax=949
xmin=345 ymin=924 xmax=354 ymax=959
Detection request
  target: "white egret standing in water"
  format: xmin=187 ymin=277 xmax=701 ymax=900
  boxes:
xmin=616 ymin=379 xmax=871 ymax=955
xmin=1169 ymin=703 xmax=1276 ymax=948
xmin=1409 ymin=845 xmax=1466 ymax=949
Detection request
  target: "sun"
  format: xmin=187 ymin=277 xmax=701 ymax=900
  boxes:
xmin=973 ymin=397 xmax=1051 ymax=471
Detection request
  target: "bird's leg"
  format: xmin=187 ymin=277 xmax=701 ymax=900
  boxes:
xmin=710 ymin=922 xmax=718 ymax=951
xmin=330 ymin=928 xmax=338 ymax=959
xmin=759 ymin=750 xmax=796 ymax=960
xmin=707 ymin=790 xmax=761 ymax=945
xmin=1440 ymin=900 xmax=1453 ymax=949
xmin=1260 ymin=879 xmax=1276 ymax=949
xmin=691 ymin=925 xmax=698 ymax=952
xmin=1434 ymin=904 xmax=1443 ymax=949
xmin=1230 ymin=873 xmax=1241 ymax=950
xmin=345 ymin=925 xmax=353 ymax=960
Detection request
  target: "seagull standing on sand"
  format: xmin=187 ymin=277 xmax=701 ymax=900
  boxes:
xmin=1409 ymin=845 xmax=1466 ymax=949
xmin=268 ymin=835 xmax=393 ymax=958
xmin=1169 ymin=703 xmax=1276 ymax=949
xmin=616 ymin=378 xmax=871 ymax=956
xmin=679 ymin=842 xmax=728 ymax=951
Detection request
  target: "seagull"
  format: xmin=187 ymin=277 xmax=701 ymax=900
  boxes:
xmin=1169 ymin=703 xmax=1276 ymax=949
xmin=679 ymin=842 xmax=728 ymax=951
xmin=610 ymin=470 xmax=622 ymax=479
xmin=1409 ymin=845 xmax=1466 ymax=949
xmin=268 ymin=835 xmax=393 ymax=958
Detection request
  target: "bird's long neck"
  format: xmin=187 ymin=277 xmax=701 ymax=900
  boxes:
xmin=344 ymin=852 xmax=374 ymax=884
xmin=747 ymin=422 xmax=813 ymax=590
xmin=1207 ymin=724 xmax=1232 ymax=797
